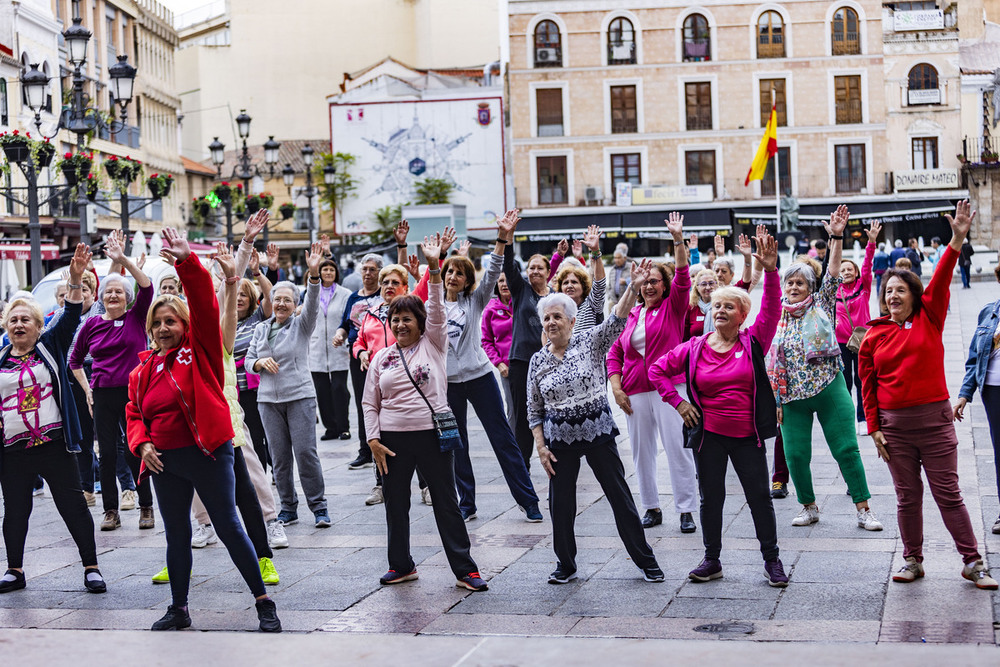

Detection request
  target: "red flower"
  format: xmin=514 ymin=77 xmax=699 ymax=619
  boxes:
xmin=221 ymin=181 xmax=229 ymax=186
xmin=236 ymin=184 xmax=243 ymax=189
xmin=151 ymin=173 xmax=158 ymax=178
xmin=167 ymin=174 xmax=173 ymax=179
xmin=88 ymin=174 xmax=94 ymax=180
xmin=64 ymin=152 xmax=72 ymax=159
xmin=12 ymin=130 xmax=18 ymax=135
xmin=25 ymin=132 xmax=31 ymax=138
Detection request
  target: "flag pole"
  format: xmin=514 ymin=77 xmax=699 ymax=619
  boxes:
xmin=772 ymin=86 xmax=780 ymax=232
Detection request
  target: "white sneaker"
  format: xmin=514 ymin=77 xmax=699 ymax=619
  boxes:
xmin=791 ymin=505 xmax=820 ymax=526
xmin=267 ymin=519 xmax=289 ymax=549
xmin=857 ymin=508 xmax=883 ymax=531
xmin=120 ymin=489 xmax=137 ymax=511
xmin=191 ymin=523 xmax=218 ymax=548
xmin=856 ymin=421 xmax=868 ymax=436
xmin=365 ymin=486 xmax=384 ymax=506
xmin=421 ymin=487 xmax=433 ymax=506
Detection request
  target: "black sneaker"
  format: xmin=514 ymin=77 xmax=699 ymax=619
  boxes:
xmin=339 ymin=431 xmax=351 ymax=440
xmin=84 ymin=568 xmax=106 ymax=594
xmin=548 ymin=565 xmax=578 ymax=585
xmin=456 ymin=572 xmax=489 ymax=591
xmin=688 ymin=558 xmax=723 ymax=582
xmin=276 ymin=510 xmax=298 ymax=526
xmin=520 ymin=502 xmax=543 ymax=523
xmin=348 ymin=455 xmax=373 ymax=470
xmin=379 ymin=569 xmax=418 ymax=585
xmin=641 ymin=509 xmax=662 ymax=528
xmin=151 ymin=605 xmax=191 ymax=631
xmin=680 ymin=512 xmax=697 ymax=534
xmin=255 ymin=598 xmax=282 ymax=632
xmin=643 ymin=566 xmax=665 ymax=583
xmin=320 ymin=432 xmax=337 ymax=441
xmin=0 ymin=569 xmax=26 ymax=594
xmin=770 ymin=481 xmax=788 ymax=499
xmin=764 ymin=558 xmax=789 ymax=588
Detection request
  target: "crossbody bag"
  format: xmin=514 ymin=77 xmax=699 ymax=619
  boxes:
xmin=839 ymin=287 xmax=868 ymax=354
xmin=396 ymin=344 xmax=463 ymax=453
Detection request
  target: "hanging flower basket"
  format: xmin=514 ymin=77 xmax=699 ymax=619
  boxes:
xmin=259 ymin=191 xmax=274 ymax=209
xmin=0 ymin=131 xmax=31 ymax=164
xmin=213 ymin=181 xmax=232 ymax=201
xmin=85 ymin=173 xmax=99 ymax=201
xmin=192 ymin=196 xmax=213 ymax=225
xmin=147 ymin=173 xmax=173 ymax=199
xmin=105 ymin=155 xmax=143 ymax=193
xmin=32 ymin=139 xmax=56 ymax=168
xmin=58 ymin=152 xmax=93 ymax=186
xmin=279 ymin=202 xmax=296 ymax=220
xmin=245 ymin=194 xmax=262 ymax=214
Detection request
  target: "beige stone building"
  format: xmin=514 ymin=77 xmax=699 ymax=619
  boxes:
xmin=508 ymin=0 xmax=966 ymax=251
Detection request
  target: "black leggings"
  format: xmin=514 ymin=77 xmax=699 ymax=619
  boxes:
xmin=70 ymin=373 xmax=95 ymax=493
xmin=507 ymin=359 xmax=534 ymax=469
xmin=238 ymin=388 xmax=269 ymax=472
xmin=839 ymin=343 xmax=865 ymax=423
xmin=93 ymin=386 xmax=151 ymax=511
xmin=350 ymin=353 xmax=371 ymax=459
xmin=234 ymin=446 xmax=271 ymax=559
xmin=1 ymin=439 xmax=98 ymax=569
xmin=312 ymin=370 xmax=350 ymax=436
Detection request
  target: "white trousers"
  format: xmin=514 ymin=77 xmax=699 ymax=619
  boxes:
xmin=193 ymin=439 xmax=277 ymax=525
xmin=626 ymin=388 xmax=698 ymax=513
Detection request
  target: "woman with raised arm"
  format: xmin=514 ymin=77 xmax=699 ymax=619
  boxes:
xmin=482 ymin=273 xmax=514 ymax=424
xmin=128 ymin=228 xmax=281 ymax=632
xmin=246 ymin=241 xmax=330 ymax=529
xmin=651 ymin=233 xmax=790 ymax=587
xmin=69 ymin=231 xmax=155 ymax=532
xmin=0 ymin=245 xmax=108 ymax=596
xmin=362 ymin=234 xmax=489 ymax=593
xmin=554 ymin=225 xmax=607 ymax=333
xmin=607 ymin=213 xmax=698 ymax=533
xmin=529 ymin=259 xmax=665 ymax=584
xmin=863 ymin=201 xmax=997 ymax=590
xmin=768 ymin=205 xmax=882 ymax=532
xmin=836 ymin=219 xmax=880 ymax=433
xmin=308 ymin=235 xmax=352 ymax=442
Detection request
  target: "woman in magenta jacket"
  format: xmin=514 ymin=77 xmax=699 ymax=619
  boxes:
xmin=607 ymin=212 xmax=698 ymax=533
xmin=481 ymin=273 xmax=514 ymax=423
xmin=835 ymin=220 xmax=880 ymax=432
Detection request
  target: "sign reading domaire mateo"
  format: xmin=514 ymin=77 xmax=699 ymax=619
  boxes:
xmin=893 ymin=169 xmax=959 ymax=191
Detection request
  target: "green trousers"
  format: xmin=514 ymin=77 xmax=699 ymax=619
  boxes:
xmin=780 ymin=372 xmax=871 ymax=506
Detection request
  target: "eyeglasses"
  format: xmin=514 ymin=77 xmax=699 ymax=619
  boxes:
xmin=697 ymin=281 xmax=718 ymax=288
xmin=645 ymin=278 xmax=663 ymax=286
xmin=272 ymin=296 xmax=296 ymax=304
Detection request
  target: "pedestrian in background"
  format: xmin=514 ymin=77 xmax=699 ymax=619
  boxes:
xmin=309 ymin=236 xmax=352 ymax=442
xmin=959 ymin=238 xmax=975 ymax=289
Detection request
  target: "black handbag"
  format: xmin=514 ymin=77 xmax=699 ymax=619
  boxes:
xmin=396 ymin=344 xmax=463 ymax=453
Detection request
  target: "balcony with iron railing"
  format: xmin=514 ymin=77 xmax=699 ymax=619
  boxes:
xmin=99 ymin=123 xmax=141 ymax=148
xmin=686 ymin=110 xmax=712 ymax=131
xmin=835 ymin=173 xmax=867 ymax=194
xmin=611 ymin=115 xmax=638 ymax=134
xmin=831 ymin=33 xmax=860 ymax=55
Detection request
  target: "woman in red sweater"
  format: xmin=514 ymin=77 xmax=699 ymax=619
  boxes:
xmin=127 ymin=228 xmax=282 ymax=632
xmin=860 ymin=200 xmax=997 ymax=590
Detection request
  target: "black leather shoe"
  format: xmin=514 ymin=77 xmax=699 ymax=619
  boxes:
xmin=641 ymin=509 xmax=662 ymax=529
xmin=151 ymin=605 xmax=191 ymax=631
xmin=256 ymin=598 xmax=282 ymax=632
xmin=0 ymin=569 xmax=26 ymax=594
xmin=339 ymin=431 xmax=351 ymax=440
xmin=320 ymin=432 xmax=337 ymax=441
xmin=83 ymin=568 xmax=106 ymax=594
xmin=348 ymin=455 xmax=373 ymax=470
xmin=770 ymin=482 xmax=788 ymax=499
xmin=680 ymin=512 xmax=697 ymax=533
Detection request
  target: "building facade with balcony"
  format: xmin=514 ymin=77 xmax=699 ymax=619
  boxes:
xmin=508 ymin=0 xmax=963 ymax=253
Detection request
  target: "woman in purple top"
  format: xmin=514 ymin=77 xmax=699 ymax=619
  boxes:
xmin=649 ymin=232 xmax=789 ymax=587
xmin=69 ymin=233 xmax=153 ymax=532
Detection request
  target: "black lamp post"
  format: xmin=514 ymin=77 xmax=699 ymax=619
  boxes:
xmin=208 ymin=110 xmax=280 ymax=246
xmin=281 ymin=144 xmax=334 ymax=245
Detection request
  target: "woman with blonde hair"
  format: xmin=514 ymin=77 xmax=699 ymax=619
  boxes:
xmin=555 ymin=225 xmax=606 ymax=332
xmin=684 ymin=268 xmax=718 ymax=340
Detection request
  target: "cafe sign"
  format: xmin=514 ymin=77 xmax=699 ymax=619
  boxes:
xmin=893 ymin=168 xmax=959 ymax=191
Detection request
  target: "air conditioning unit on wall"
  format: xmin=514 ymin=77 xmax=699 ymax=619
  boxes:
xmin=584 ymin=186 xmax=603 ymax=204
xmin=536 ymin=48 xmax=559 ymax=62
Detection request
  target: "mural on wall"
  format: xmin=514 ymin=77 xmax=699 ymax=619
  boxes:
xmin=332 ymin=97 xmax=506 ymax=234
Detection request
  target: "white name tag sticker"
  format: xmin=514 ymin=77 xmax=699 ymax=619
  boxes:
xmin=735 ymin=350 xmax=744 ymax=359
xmin=113 ymin=320 xmax=124 ymax=327
xmin=904 ymin=321 xmax=912 ymax=330
xmin=696 ymin=316 xmax=704 ymax=322
xmin=156 ymin=363 xmax=164 ymax=372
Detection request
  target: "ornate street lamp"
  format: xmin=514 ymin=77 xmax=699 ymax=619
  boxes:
xmin=282 ymin=163 xmax=295 ymax=188
xmin=236 ymin=109 xmax=252 ymax=140
xmin=209 ymin=137 xmax=226 ymax=172
xmin=323 ymin=163 xmax=337 ymax=186
xmin=64 ymin=17 xmax=91 ymax=67
xmin=263 ymin=136 xmax=280 ymax=168
xmin=20 ymin=64 xmax=49 ymax=112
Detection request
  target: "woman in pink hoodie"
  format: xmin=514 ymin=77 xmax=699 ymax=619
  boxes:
xmin=481 ymin=273 xmax=514 ymax=424
xmin=835 ymin=220 xmax=880 ymax=433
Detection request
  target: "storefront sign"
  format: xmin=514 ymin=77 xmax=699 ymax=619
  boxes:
xmin=894 ymin=10 xmax=944 ymax=31
xmin=631 ymin=184 xmax=713 ymax=205
xmin=893 ymin=169 xmax=959 ymax=191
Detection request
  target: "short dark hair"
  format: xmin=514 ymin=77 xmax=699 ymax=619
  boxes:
xmin=318 ymin=259 xmax=339 ymax=283
xmin=387 ymin=294 xmax=427 ymax=334
xmin=931 ymin=236 xmax=941 ymax=245
xmin=441 ymin=256 xmax=477 ymax=297
xmin=814 ymin=240 xmax=827 ymax=250
xmin=878 ymin=268 xmax=924 ymax=317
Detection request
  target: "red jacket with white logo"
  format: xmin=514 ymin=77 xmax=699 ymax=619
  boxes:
xmin=126 ymin=253 xmax=234 ymax=472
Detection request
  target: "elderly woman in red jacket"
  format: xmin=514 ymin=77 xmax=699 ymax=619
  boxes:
xmin=860 ymin=201 xmax=997 ymax=590
xmin=127 ymin=228 xmax=281 ymax=632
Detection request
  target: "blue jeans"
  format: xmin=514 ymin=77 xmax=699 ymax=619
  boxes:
xmin=449 ymin=372 xmax=539 ymax=515
xmin=981 ymin=385 xmax=1000 ymax=500
xmin=150 ymin=441 xmax=265 ymax=607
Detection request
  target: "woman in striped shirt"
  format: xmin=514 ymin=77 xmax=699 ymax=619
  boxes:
xmin=554 ymin=226 xmax=606 ymax=333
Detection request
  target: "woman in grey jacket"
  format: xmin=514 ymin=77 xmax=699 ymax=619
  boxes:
xmin=246 ymin=241 xmax=330 ymax=528
xmin=308 ymin=256 xmax=351 ymax=441
xmin=436 ymin=210 xmax=541 ymax=522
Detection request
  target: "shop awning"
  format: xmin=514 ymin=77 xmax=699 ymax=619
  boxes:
xmin=0 ymin=244 xmax=59 ymax=260
xmin=514 ymin=208 xmax=733 ymax=242
xmin=796 ymin=199 xmax=955 ymax=226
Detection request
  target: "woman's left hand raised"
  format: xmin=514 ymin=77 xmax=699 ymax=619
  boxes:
xmin=420 ymin=234 xmax=443 ymax=265
xmin=68 ymin=243 xmax=92 ymax=284
xmin=824 ymin=204 xmax=849 ymax=237
xmin=160 ymin=227 xmax=192 ymax=264
xmin=629 ymin=258 xmax=651 ymax=291
xmin=215 ymin=242 xmax=236 ymax=279
xmin=305 ymin=240 xmax=324 ymax=277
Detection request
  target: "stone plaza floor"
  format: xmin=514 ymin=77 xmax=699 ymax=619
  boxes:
xmin=1 ymin=273 xmax=1000 ymax=663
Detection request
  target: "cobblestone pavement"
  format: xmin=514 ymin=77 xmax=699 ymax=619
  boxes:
xmin=2 ymin=275 xmax=1000 ymax=655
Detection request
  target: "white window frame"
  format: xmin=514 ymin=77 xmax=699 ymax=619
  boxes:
xmin=526 ymin=13 xmax=569 ymax=69
xmin=603 ymin=78 xmax=644 ymax=135
xmin=603 ymin=145 xmax=649 ymax=199
xmin=909 ymin=134 xmax=940 ymax=170
xmin=676 ymin=8 xmax=718 ymax=63
xmin=750 ymin=4 xmax=793 ymax=60
xmin=601 ymin=10 xmax=643 ymax=66
xmin=752 ymin=71 xmax=794 ymax=128
xmin=677 ymin=74 xmax=719 ymax=132
xmin=677 ymin=143 xmax=724 ymax=199
xmin=528 ymin=81 xmax=570 ymax=139
xmin=529 ymin=149 xmax=575 ymax=209
xmin=827 ymin=137 xmax=873 ymax=196
xmin=828 ymin=69 xmax=869 ymax=125
xmin=825 ymin=2 xmax=868 ymax=57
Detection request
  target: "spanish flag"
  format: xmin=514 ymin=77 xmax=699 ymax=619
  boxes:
xmin=745 ymin=106 xmax=778 ymax=186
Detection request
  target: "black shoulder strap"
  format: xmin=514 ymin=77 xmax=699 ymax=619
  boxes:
xmin=396 ymin=344 xmax=435 ymax=416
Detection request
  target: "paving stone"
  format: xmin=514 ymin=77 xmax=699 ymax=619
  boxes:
xmin=772 ymin=583 xmax=886 ymax=621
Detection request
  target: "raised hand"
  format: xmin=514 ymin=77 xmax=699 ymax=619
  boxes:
xmin=866 ymin=219 xmax=882 ymax=244
xmin=714 ymin=234 xmax=725 ymax=257
xmin=215 ymin=242 xmax=236 ymax=278
xmin=629 ymin=258 xmax=652 ymax=291
xmin=160 ymin=227 xmax=192 ymax=264
xmin=421 ymin=234 xmax=443 ymax=265
xmin=266 ymin=242 xmax=279 ymax=271
xmin=687 ymin=233 xmax=698 ymax=250
xmin=405 ymin=254 xmax=421 ymax=280
xmin=136 ymin=252 xmax=146 ymax=270
xmin=571 ymin=239 xmax=583 ymax=258
xmin=457 ymin=239 xmax=472 ymax=257
xmin=583 ymin=225 xmax=602 ymax=253
xmin=824 ymin=204 xmax=849 ymax=237
xmin=496 ymin=209 xmax=520 ymax=240
xmin=320 ymin=233 xmax=332 ymax=256
xmin=394 ymin=220 xmax=409 ymax=247
xmin=945 ymin=199 xmax=975 ymax=249
xmin=244 ymin=209 xmax=268 ymax=242
xmin=68 ymin=243 xmax=92 ymax=283
xmin=737 ymin=233 xmax=753 ymax=259
xmin=556 ymin=238 xmax=569 ymax=257
xmin=248 ymin=248 xmax=260 ymax=274
xmin=753 ymin=231 xmax=779 ymax=272
xmin=305 ymin=240 xmax=324 ymax=277
xmin=104 ymin=230 xmax=125 ymax=262
xmin=665 ymin=211 xmax=684 ymax=240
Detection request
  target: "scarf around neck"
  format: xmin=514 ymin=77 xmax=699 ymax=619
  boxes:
xmin=767 ymin=295 xmax=840 ymax=400
xmin=698 ymin=300 xmax=716 ymax=334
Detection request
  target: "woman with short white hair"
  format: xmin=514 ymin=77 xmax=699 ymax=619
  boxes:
xmin=528 ymin=259 xmax=665 ymax=585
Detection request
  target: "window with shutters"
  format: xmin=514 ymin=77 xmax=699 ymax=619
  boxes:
xmin=907 ymin=64 xmax=940 ymax=105
xmin=537 ymin=156 xmax=568 ymax=205
xmin=685 ymin=82 xmax=712 ymax=131
xmin=757 ymin=11 xmax=785 ymax=58
xmin=835 ymin=144 xmax=866 ymax=193
xmin=610 ymin=85 xmax=637 ymax=134
xmin=912 ymin=137 xmax=938 ymax=169
xmin=832 ymin=8 xmax=860 ymax=55
xmin=759 ymin=79 xmax=787 ymax=127
xmin=536 ymin=88 xmax=564 ymax=137
xmin=685 ymin=150 xmax=716 ymax=197
xmin=611 ymin=153 xmax=641 ymax=189
xmin=834 ymin=75 xmax=862 ymax=124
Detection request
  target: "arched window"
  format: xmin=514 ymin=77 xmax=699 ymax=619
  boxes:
xmin=832 ymin=7 xmax=860 ymax=55
xmin=607 ymin=17 xmax=636 ymax=65
xmin=534 ymin=20 xmax=562 ymax=68
xmin=757 ymin=11 xmax=785 ymax=58
xmin=683 ymin=14 xmax=711 ymax=62
xmin=907 ymin=63 xmax=940 ymax=105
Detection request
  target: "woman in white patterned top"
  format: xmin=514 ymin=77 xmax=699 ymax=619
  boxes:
xmin=527 ymin=258 xmax=665 ymax=585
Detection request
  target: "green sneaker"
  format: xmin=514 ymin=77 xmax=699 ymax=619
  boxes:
xmin=259 ymin=557 xmax=279 ymax=586
xmin=151 ymin=566 xmax=169 ymax=584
